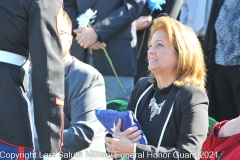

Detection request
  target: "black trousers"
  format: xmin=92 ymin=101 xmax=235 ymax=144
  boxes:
xmin=211 ymin=64 xmax=240 ymax=121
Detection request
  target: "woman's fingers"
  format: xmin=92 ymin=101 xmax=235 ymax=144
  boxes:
xmin=131 ymin=134 xmax=142 ymax=143
xmin=89 ymin=41 xmax=107 ymax=50
xmin=127 ymin=130 xmax=142 ymax=142
xmin=122 ymin=126 xmax=139 ymax=137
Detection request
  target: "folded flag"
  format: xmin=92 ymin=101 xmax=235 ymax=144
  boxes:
xmin=95 ymin=109 xmax=147 ymax=145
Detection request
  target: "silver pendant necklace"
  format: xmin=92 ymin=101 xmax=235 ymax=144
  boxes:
xmin=149 ymin=93 xmax=165 ymax=121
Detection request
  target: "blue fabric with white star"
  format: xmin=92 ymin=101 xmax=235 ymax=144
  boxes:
xmin=95 ymin=109 xmax=147 ymax=145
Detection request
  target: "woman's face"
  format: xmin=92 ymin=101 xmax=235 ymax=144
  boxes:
xmin=147 ymin=29 xmax=178 ymax=74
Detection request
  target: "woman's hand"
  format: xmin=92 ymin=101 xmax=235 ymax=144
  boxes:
xmin=89 ymin=41 xmax=106 ymax=50
xmin=73 ymin=27 xmax=98 ymax=48
xmin=105 ymin=135 xmax=135 ymax=159
xmin=114 ymin=118 xmax=142 ymax=143
xmin=135 ymin=15 xmax=152 ymax=31
xmin=104 ymin=118 xmax=142 ymax=158
xmin=218 ymin=116 xmax=240 ymax=137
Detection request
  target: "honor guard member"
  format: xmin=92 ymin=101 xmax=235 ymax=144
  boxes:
xmin=0 ymin=0 xmax=64 ymax=159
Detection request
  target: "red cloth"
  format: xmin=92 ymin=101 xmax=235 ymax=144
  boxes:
xmin=201 ymin=121 xmax=240 ymax=160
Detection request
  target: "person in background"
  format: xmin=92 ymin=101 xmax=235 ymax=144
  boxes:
xmin=0 ymin=0 xmax=64 ymax=159
xmin=105 ymin=16 xmax=208 ymax=160
xmin=64 ymin=0 xmax=145 ymax=102
xmin=29 ymin=11 xmax=110 ymax=160
xmin=180 ymin=0 xmax=213 ymax=46
xmin=134 ymin=0 xmax=182 ymax=84
xmin=202 ymin=0 xmax=240 ymax=121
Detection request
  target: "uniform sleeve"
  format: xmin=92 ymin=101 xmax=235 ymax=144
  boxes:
xmin=135 ymin=87 xmax=209 ymax=160
xmin=92 ymin=0 xmax=146 ymax=42
xmin=62 ymin=70 xmax=106 ymax=153
xmin=28 ymin=0 xmax=64 ymax=154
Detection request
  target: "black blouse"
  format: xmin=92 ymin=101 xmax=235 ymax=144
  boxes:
xmin=140 ymin=82 xmax=173 ymax=146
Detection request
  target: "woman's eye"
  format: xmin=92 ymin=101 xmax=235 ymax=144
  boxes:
xmin=148 ymin=44 xmax=152 ymax=49
xmin=157 ymin=43 xmax=163 ymax=47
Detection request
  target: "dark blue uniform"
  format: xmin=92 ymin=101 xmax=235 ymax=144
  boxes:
xmin=0 ymin=0 xmax=64 ymax=155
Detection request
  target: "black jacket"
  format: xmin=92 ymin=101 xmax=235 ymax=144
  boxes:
xmin=127 ymin=78 xmax=209 ymax=160
xmin=0 ymin=0 xmax=64 ymax=154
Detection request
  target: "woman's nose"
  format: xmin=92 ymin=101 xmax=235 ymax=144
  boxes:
xmin=147 ymin=47 xmax=155 ymax=54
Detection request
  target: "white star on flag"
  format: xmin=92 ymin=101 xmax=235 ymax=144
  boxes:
xmin=110 ymin=122 xmax=116 ymax=133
